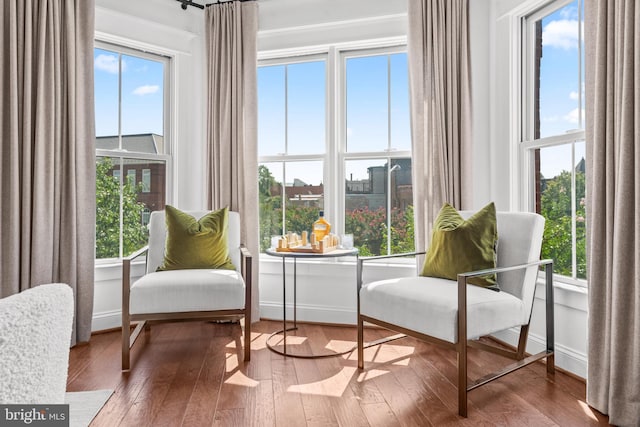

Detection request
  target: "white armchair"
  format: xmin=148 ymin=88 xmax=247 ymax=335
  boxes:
xmin=357 ymin=211 xmax=553 ymax=417
xmin=122 ymin=210 xmax=252 ymax=370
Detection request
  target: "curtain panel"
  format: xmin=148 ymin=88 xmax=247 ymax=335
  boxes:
xmin=585 ymin=0 xmax=640 ymax=425
xmin=407 ymin=0 xmax=473 ymax=257
xmin=205 ymin=1 xmax=260 ymax=320
xmin=0 ymin=0 xmax=96 ymax=345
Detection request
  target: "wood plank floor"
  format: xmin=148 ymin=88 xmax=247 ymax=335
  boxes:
xmin=67 ymin=320 xmax=610 ymax=426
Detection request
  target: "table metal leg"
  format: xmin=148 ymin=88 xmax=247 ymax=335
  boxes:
xmin=293 ymin=257 xmax=297 ymax=328
xmin=282 ymin=256 xmax=286 ymax=354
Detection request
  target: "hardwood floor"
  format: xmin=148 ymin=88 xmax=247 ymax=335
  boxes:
xmin=67 ymin=320 xmax=610 ymax=426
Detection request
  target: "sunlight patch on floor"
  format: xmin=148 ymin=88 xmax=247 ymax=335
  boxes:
xmin=357 ymin=369 xmax=389 ymax=382
xmin=226 ymin=353 xmax=239 ymax=371
xmin=268 ymin=334 xmax=307 ymax=346
xmin=345 ymin=343 xmax=414 ymax=364
xmin=224 ymin=370 xmax=259 ymax=388
xmin=578 ymin=400 xmax=599 ymax=421
xmin=325 ymin=339 xmax=357 ymax=355
xmin=287 ymin=367 xmax=358 ymax=397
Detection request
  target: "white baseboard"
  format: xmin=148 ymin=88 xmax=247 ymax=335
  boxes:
xmin=91 ymin=310 xmax=121 ymax=332
xmin=259 ymin=302 xmax=356 ymax=325
xmin=492 ymin=328 xmax=587 ymax=379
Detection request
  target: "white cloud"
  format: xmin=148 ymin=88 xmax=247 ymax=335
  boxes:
xmin=542 ymin=19 xmax=579 ymax=50
xmin=563 ymin=107 xmax=584 ymax=124
xmin=132 ymin=85 xmax=159 ymax=96
xmin=569 ymin=91 xmax=580 ymax=100
xmin=95 ymin=54 xmax=124 ymax=74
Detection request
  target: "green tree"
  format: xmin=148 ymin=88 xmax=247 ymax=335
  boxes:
xmin=95 ymin=158 xmax=148 ymax=258
xmin=540 ymin=169 xmax=586 ymax=278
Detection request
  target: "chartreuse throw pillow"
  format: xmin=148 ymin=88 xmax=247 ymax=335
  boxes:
xmin=157 ymin=205 xmax=236 ymax=271
xmin=420 ymin=202 xmax=499 ymax=290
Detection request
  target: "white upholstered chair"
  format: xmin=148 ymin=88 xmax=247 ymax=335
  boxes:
xmin=122 ymin=210 xmax=252 ymax=370
xmin=357 ymin=211 xmax=554 ymax=417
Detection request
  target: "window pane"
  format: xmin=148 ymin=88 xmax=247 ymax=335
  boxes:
xmin=537 ymin=145 xmax=574 ymax=277
xmin=575 ymin=141 xmax=586 ymax=279
xmin=537 ymin=0 xmax=582 ymax=138
xmin=346 ymin=56 xmax=388 ymax=152
xmin=142 ymin=169 xmax=151 ymax=193
xmin=122 ymin=158 xmax=166 ymax=256
xmin=390 ymin=54 xmax=411 ymax=151
xmin=388 ymin=158 xmax=414 ymax=254
xmin=96 ymin=157 xmax=166 ymax=259
xmin=127 ymin=169 xmax=136 ymax=185
xmin=258 ymin=65 xmax=285 ymax=156
xmin=94 ymin=48 xmax=120 ymax=138
xmin=287 ymin=61 xmax=325 ymax=155
xmin=259 ymin=163 xmax=284 ymax=251
xmin=120 ymin=54 xmax=165 ymax=142
xmin=345 ymin=158 xmax=414 ymax=256
xmin=258 ymin=161 xmax=324 ymax=252
xmin=96 ymin=156 xmax=122 ymax=259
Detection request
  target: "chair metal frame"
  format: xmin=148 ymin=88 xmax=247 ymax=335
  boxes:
xmin=122 ymin=244 xmax=252 ymax=370
xmin=357 ymin=251 xmax=554 ymax=417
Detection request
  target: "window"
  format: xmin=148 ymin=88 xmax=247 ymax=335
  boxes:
xmin=94 ymin=42 xmax=170 ymax=260
xmin=142 ymin=169 xmax=151 ymax=193
xmin=257 ymin=46 xmax=413 ymax=256
xmin=521 ymin=0 xmax=585 ymax=282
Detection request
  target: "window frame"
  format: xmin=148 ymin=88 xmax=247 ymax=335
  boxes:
xmin=94 ymin=40 xmax=172 ymax=264
xmin=338 ymin=46 xmax=412 ymax=255
xmin=257 ymin=42 xmax=413 ymax=261
xmin=518 ymin=0 xmax=586 ymax=287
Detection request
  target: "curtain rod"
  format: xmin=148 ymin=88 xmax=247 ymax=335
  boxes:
xmin=175 ymin=0 xmax=254 ymax=11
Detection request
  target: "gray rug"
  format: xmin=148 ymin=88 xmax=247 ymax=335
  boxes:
xmin=65 ymin=389 xmax=113 ymax=427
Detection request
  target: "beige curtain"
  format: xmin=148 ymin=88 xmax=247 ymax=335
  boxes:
xmin=205 ymin=1 xmax=259 ymax=321
xmin=585 ymin=1 xmax=640 ymax=425
xmin=0 ymin=0 xmax=96 ymax=345
xmin=407 ymin=0 xmax=473 ymax=255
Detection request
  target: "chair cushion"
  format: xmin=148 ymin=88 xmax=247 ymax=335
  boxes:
xmin=360 ymin=276 xmax=525 ymax=343
xmin=421 ymin=202 xmax=498 ymax=290
xmin=130 ymin=269 xmax=245 ymax=315
xmin=157 ymin=205 xmax=235 ymax=271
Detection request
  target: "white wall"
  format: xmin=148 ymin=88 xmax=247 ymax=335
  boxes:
xmin=91 ymin=0 xmax=588 ymax=379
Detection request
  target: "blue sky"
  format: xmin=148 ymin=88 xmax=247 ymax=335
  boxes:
xmin=94 ymin=48 xmax=164 ymax=138
xmin=257 ymin=53 xmax=410 ymax=185
xmin=538 ymin=0 xmax=585 ymax=178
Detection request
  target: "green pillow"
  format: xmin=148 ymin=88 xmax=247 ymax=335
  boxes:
xmin=157 ymin=205 xmax=236 ymax=271
xmin=420 ymin=202 xmax=499 ymax=290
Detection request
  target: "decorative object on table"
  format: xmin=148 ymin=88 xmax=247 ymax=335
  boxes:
xmin=275 ymin=232 xmax=340 ymax=253
xmin=340 ymin=233 xmax=354 ymax=250
xmin=312 ymin=210 xmax=331 ymax=242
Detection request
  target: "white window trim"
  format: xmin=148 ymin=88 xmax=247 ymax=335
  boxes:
xmin=258 ymin=39 xmax=414 ymax=263
xmin=94 ymin=41 xmax=173 ymax=265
